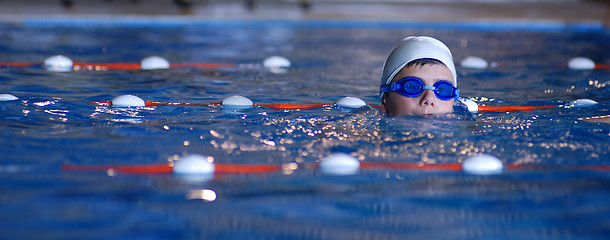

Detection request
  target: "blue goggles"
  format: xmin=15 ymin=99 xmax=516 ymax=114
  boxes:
xmin=380 ymin=77 xmax=459 ymax=101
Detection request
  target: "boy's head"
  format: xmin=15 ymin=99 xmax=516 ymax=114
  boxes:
xmin=380 ymin=36 xmax=458 ymax=116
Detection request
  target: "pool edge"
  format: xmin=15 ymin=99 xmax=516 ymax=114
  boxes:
xmin=0 ymin=15 xmax=606 ymax=32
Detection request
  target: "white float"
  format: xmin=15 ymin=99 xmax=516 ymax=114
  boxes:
xmin=460 ymin=98 xmax=479 ymax=113
xmin=319 ymin=153 xmax=360 ymax=175
xmin=44 ymin=55 xmax=73 ymax=72
xmin=173 ymin=154 xmax=215 ymax=175
xmin=141 ymin=56 xmax=170 ymax=70
xmin=571 ymin=99 xmax=598 ymax=108
xmin=111 ymin=95 xmax=146 ymax=107
xmin=335 ymin=97 xmax=366 ymax=108
xmin=460 ymin=56 xmax=488 ymax=69
xmin=263 ymin=56 xmax=291 ymax=73
xmin=462 ymin=154 xmax=504 ymax=175
xmin=567 ymin=57 xmax=595 ymax=70
xmin=221 ymin=95 xmax=253 ymax=107
xmin=0 ymin=94 xmax=18 ymax=101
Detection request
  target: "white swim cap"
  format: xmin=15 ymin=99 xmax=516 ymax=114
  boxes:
xmin=381 ymin=36 xmax=457 ymax=90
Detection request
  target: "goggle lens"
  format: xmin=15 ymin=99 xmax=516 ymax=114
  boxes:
xmin=433 ymin=81 xmax=457 ymax=100
xmin=403 ymin=80 xmax=423 ymax=95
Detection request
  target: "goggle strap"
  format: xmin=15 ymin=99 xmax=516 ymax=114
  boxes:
xmin=390 ymin=82 xmax=401 ymax=92
xmin=379 ymin=84 xmax=391 ymax=93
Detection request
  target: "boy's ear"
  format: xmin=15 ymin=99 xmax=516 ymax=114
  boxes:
xmin=380 ymin=96 xmax=387 ymax=114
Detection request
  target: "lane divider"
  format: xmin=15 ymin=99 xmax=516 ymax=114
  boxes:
xmin=0 ymin=55 xmax=290 ymax=72
xmin=61 ymin=162 xmax=282 ymax=174
xmin=87 ymin=94 xmax=597 ymax=112
xmin=61 ymin=153 xmax=610 ymax=178
xmin=1 ymin=92 xmax=597 ymax=113
xmin=2 ymin=55 xmax=608 ymax=72
xmin=88 ymin=95 xmax=367 ymax=110
xmin=476 ymin=105 xmax=557 ymax=112
xmin=0 ymin=60 xmax=235 ymax=71
xmin=3 ymin=55 xmax=607 ymax=71
xmin=88 ymin=99 xmax=334 ymax=109
xmin=459 ymin=98 xmax=597 ymax=113
xmin=460 ymin=56 xmax=610 ymax=70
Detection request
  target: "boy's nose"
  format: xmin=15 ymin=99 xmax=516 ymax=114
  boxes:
xmin=419 ymin=90 xmax=436 ymax=107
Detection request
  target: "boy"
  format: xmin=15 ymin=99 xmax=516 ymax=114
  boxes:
xmin=380 ymin=36 xmax=459 ymax=116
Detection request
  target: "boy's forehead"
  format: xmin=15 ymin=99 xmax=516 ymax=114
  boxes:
xmin=392 ymin=63 xmax=454 ymax=84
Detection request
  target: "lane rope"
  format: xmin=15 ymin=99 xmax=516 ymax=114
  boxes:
xmin=61 ymin=163 xmax=282 ymax=174
xmin=460 ymin=56 xmax=610 ymax=70
xmin=476 ymin=105 xmax=557 ymax=112
xmin=0 ymin=61 xmax=236 ymax=70
xmin=4 ymin=60 xmax=607 ymax=70
xmin=1 ymin=55 xmax=290 ymax=72
xmin=2 ymin=55 xmax=608 ymax=71
xmin=61 ymin=162 xmax=610 ymax=175
xmin=87 ymin=95 xmax=594 ymax=112
xmin=89 ymin=99 xmax=557 ymax=112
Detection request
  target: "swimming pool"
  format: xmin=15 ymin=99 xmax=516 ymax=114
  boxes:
xmin=1 ymin=19 xmax=609 ymax=239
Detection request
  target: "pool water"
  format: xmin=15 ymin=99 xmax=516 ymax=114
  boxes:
xmin=0 ymin=20 xmax=609 ymax=239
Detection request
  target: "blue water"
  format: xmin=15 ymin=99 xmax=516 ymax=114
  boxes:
xmin=0 ymin=20 xmax=609 ymax=239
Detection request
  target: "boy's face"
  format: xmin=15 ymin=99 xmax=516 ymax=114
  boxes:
xmin=381 ymin=63 xmax=455 ymax=116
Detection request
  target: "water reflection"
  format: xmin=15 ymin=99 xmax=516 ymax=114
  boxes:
xmin=187 ymin=189 xmax=217 ymax=202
